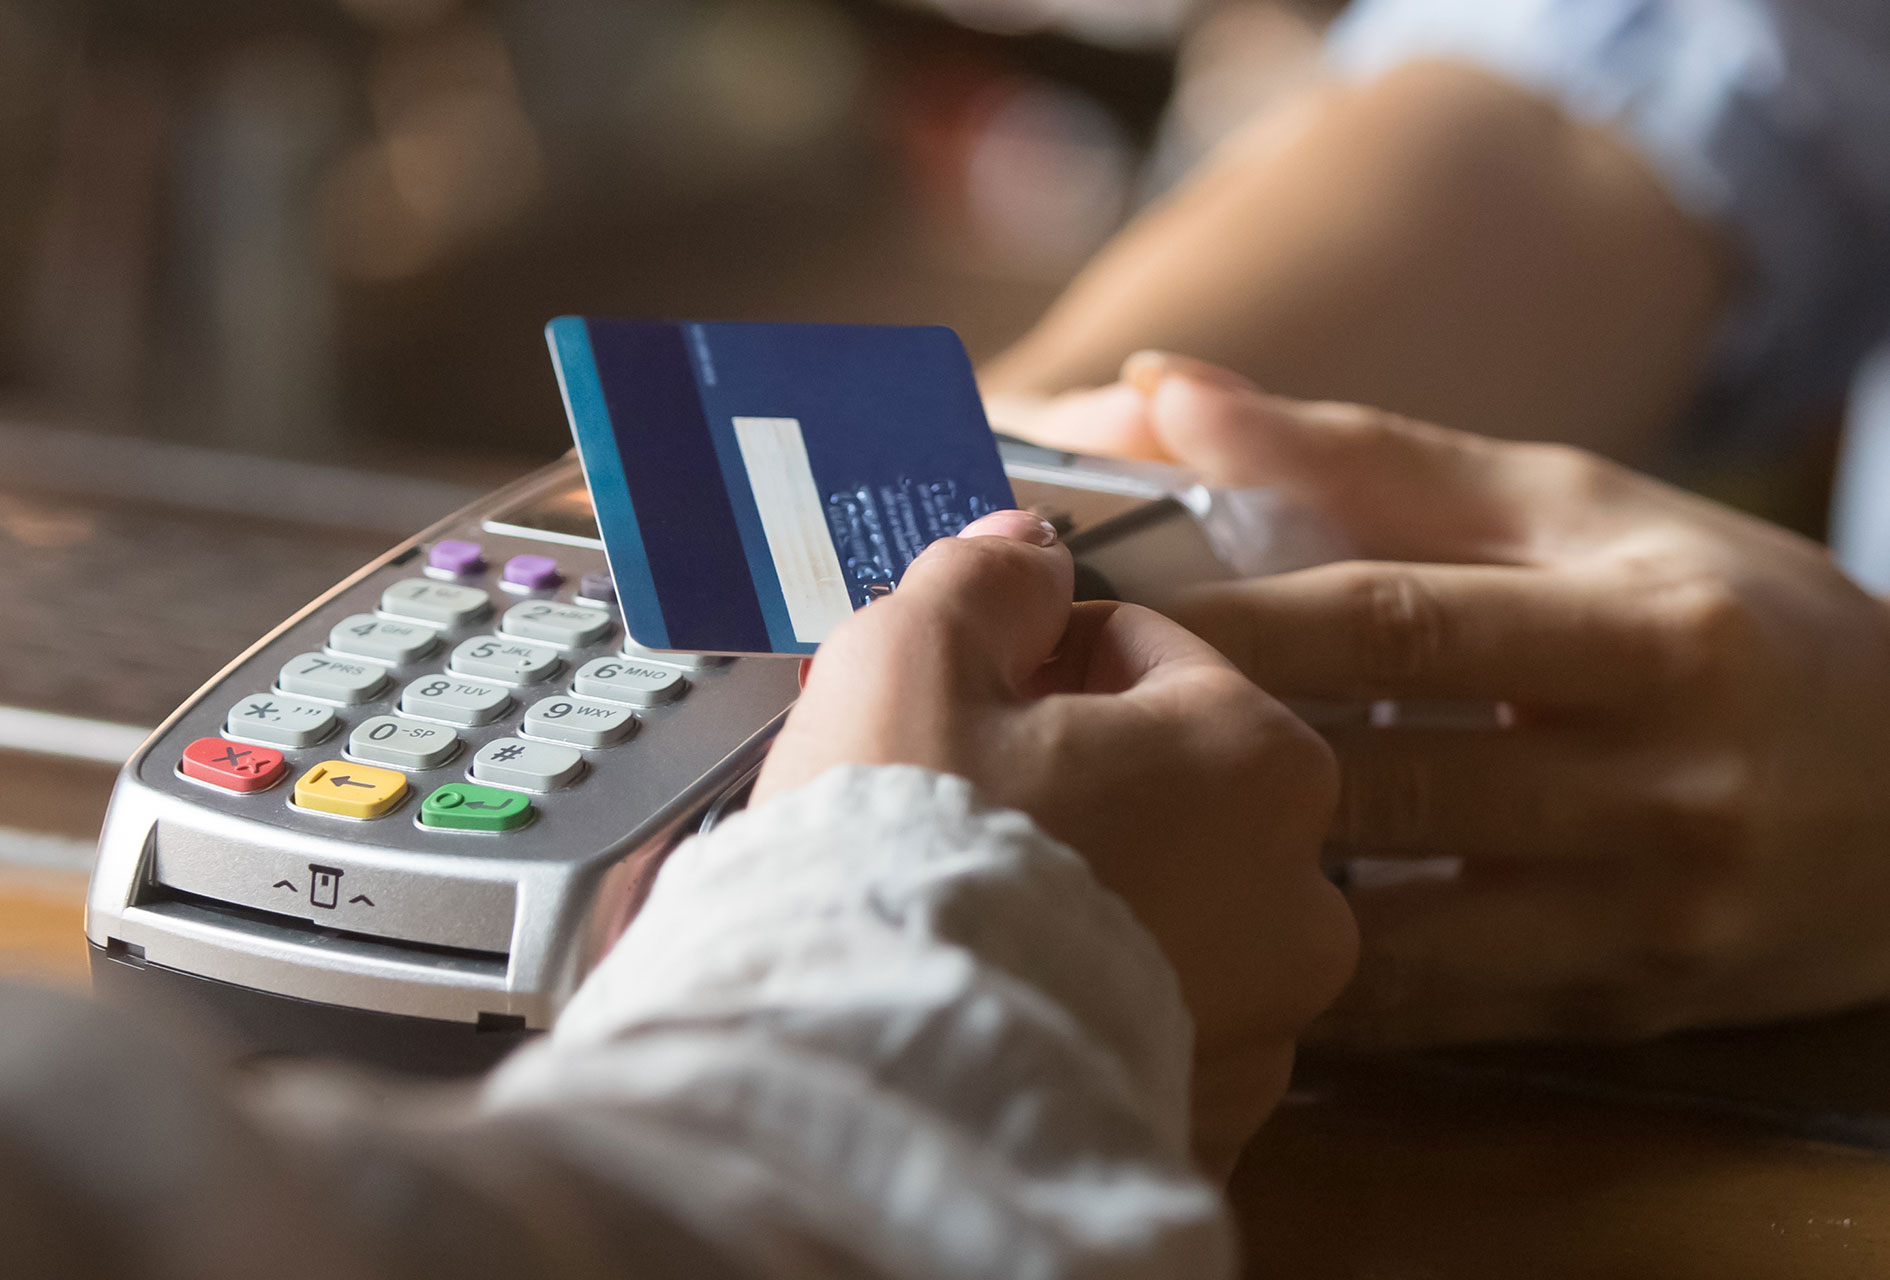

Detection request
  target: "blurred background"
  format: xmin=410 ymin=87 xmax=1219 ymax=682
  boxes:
xmin=0 ymin=0 xmax=1341 ymax=965
xmin=0 ymin=0 xmax=1349 ymax=471
xmin=0 ymin=0 xmax=1348 ymax=704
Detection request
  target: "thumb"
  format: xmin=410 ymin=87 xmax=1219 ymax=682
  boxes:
xmin=1129 ymin=352 xmax=1568 ymax=565
xmin=864 ymin=510 xmax=1075 ymax=692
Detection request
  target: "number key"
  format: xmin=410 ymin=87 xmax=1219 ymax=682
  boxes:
xmin=348 ymin=715 xmax=459 ymax=770
xmin=381 ymin=578 xmax=490 ymax=627
xmin=449 ymin=635 xmax=561 ymax=684
xmin=572 ymin=656 xmax=686 ymax=706
xmin=523 ymin=696 xmax=636 ymax=747
xmin=278 ymin=652 xmax=388 ymax=704
xmin=501 ymin=601 xmax=612 ymax=647
xmin=400 ymin=676 xmax=510 ymax=726
xmin=328 ymin=614 xmax=437 ymax=663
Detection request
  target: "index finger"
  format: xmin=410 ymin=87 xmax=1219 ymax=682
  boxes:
xmin=1129 ymin=356 xmax=1668 ymax=567
xmin=1174 ymin=559 xmax=1667 ymax=709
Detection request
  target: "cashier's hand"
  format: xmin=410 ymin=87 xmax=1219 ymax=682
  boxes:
xmin=754 ymin=509 xmax=1356 ymax=1173
xmin=1048 ymin=353 xmax=1890 ymax=1048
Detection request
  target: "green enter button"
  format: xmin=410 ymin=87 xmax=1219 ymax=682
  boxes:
xmin=421 ymin=782 xmax=533 ymax=832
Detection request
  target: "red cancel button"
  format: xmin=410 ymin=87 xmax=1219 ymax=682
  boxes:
xmin=181 ymin=737 xmax=287 ymax=793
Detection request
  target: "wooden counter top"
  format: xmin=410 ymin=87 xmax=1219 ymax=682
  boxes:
xmin=1234 ymin=1060 xmax=1890 ymax=1278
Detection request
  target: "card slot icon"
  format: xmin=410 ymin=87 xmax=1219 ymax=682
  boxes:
xmin=731 ymin=416 xmax=854 ymax=645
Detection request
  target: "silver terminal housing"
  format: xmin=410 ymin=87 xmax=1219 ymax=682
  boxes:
xmin=86 ymin=448 xmax=1232 ymax=1044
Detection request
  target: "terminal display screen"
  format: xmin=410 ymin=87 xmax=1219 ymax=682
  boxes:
xmin=484 ymin=482 xmax=603 ymax=547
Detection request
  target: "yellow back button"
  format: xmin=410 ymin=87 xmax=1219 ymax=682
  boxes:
xmin=293 ymin=760 xmax=408 ymax=819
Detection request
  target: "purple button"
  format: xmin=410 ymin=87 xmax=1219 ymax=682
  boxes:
xmin=578 ymin=571 xmax=616 ymax=604
xmin=428 ymin=539 xmax=486 ymax=576
xmin=503 ymin=554 xmax=561 ymax=590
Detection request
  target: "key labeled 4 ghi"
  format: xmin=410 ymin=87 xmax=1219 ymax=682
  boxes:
xmin=328 ymin=614 xmax=438 ymax=664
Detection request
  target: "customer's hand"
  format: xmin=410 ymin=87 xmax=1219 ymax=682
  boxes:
xmin=1044 ymin=354 xmax=1890 ymax=1049
xmin=755 ymin=510 xmax=1356 ymax=1171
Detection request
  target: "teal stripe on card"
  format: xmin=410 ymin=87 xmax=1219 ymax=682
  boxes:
xmin=545 ymin=316 xmax=669 ymax=649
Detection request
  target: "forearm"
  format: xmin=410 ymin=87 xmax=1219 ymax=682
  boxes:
xmin=983 ymin=60 xmax=1733 ymax=463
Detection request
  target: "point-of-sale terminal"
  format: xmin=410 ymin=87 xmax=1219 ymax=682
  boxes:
xmin=86 ymin=442 xmax=1308 ymax=1073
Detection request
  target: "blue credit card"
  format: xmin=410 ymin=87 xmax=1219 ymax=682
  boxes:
xmin=547 ymin=318 xmax=1015 ymax=656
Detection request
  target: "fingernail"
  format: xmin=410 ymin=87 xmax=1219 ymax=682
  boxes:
xmin=1122 ymin=349 xmax=1261 ymax=396
xmin=957 ymin=509 xmax=1059 ymax=546
xmin=797 ymin=657 xmax=813 ymax=690
xmin=1122 ymin=350 xmax=1172 ymax=396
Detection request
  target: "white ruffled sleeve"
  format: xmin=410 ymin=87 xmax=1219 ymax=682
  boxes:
xmin=482 ymin=763 xmax=1234 ymax=1279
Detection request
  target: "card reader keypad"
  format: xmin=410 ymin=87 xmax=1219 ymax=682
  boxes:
xmin=171 ymin=536 xmax=724 ymax=838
